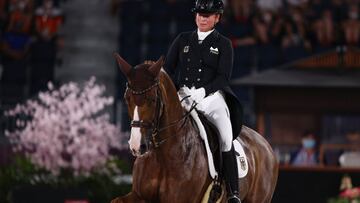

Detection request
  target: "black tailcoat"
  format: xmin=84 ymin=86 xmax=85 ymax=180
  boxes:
xmin=164 ymin=30 xmax=243 ymax=138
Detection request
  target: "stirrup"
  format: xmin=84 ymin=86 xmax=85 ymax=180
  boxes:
xmin=227 ymin=194 xmax=241 ymax=203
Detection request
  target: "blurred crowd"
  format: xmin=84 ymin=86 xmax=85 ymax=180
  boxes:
xmin=0 ymin=0 xmax=64 ymax=103
xmin=222 ymin=0 xmax=360 ymax=72
xmin=227 ymin=0 xmax=360 ymax=47
xmin=115 ymin=0 xmax=360 ymax=79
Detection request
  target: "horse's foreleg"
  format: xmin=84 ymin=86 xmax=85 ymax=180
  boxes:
xmin=111 ymin=192 xmax=145 ymax=203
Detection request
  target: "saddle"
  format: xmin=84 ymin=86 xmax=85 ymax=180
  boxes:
xmin=179 ymin=96 xmax=249 ymax=180
xmin=189 ymin=111 xmax=248 ymax=203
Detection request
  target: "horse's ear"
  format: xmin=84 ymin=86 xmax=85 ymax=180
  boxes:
xmin=148 ymin=56 xmax=164 ymax=77
xmin=114 ymin=52 xmax=132 ymax=76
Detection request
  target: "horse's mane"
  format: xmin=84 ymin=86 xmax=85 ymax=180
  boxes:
xmin=159 ymin=69 xmax=174 ymax=88
xmin=158 ymin=68 xmax=183 ymax=114
xmin=159 ymin=69 xmax=178 ymax=97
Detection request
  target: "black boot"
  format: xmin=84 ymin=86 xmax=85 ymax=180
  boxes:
xmin=222 ymin=145 xmax=241 ymax=203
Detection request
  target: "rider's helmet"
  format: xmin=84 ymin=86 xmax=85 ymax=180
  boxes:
xmin=191 ymin=0 xmax=224 ymax=14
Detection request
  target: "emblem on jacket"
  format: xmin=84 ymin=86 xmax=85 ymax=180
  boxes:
xmin=184 ymin=46 xmax=189 ymax=53
xmin=210 ymin=47 xmax=219 ymax=54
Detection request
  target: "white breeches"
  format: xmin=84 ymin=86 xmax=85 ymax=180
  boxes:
xmin=179 ymin=89 xmax=233 ymax=152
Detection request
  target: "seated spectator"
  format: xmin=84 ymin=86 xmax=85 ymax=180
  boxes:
xmin=312 ymin=9 xmax=337 ymax=51
xmin=6 ymin=1 xmax=33 ymax=34
xmin=227 ymin=0 xmax=256 ymax=48
xmin=256 ymin=0 xmax=283 ymax=13
xmin=30 ymin=0 xmax=64 ymax=94
xmin=253 ymin=9 xmax=283 ymax=70
xmin=286 ymin=0 xmax=309 ymax=8
xmin=226 ymin=0 xmax=256 ymax=77
xmin=342 ymin=4 xmax=360 ymax=46
xmin=291 ymin=131 xmax=319 ymax=166
xmin=282 ymin=7 xmax=310 ymax=49
xmin=8 ymin=0 xmax=33 ymax=13
xmin=0 ymin=0 xmax=7 ymax=32
xmin=1 ymin=0 xmax=32 ymax=87
xmin=34 ymin=0 xmax=63 ymax=39
xmin=338 ymin=132 xmax=360 ymax=167
xmin=282 ymin=7 xmax=311 ymax=62
xmin=253 ymin=9 xmax=284 ymax=45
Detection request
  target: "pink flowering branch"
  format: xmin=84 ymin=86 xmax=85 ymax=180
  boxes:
xmin=5 ymin=77 xmax=128 ymax=177
xmin=340 ymin=187 xmax=360 ymax=199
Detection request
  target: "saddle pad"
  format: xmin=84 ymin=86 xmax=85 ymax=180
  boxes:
xmin=233 ymin=139 xmax=249 ymax=178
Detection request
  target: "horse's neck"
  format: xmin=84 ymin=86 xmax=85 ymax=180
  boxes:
xmin=158 ymin=110 xmax=204 ymax=172
xmin=161 ymin=93 xmax=183 ymax=135
xmin=158 ymin=73 xmax=200 ymax=156
xmin=159 ymin=72 xmax=184 ymax=131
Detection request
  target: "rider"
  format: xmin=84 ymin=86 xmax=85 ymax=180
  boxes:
xmin=163 ymin=0 xmax=243 ymax=202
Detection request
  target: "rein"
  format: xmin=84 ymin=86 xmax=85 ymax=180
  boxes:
xmin=152 ymin=100 xmax=198 ymax=147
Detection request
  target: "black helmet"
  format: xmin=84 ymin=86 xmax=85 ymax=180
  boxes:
xmin=191 ymin=0 xmax=224 ymax=14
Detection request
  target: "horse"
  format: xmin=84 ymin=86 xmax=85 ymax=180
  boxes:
xmin=111 ymin=53 xmax=278 ymax=203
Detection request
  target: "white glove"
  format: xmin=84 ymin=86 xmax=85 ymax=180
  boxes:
xmin=189 ymin=87 xmax=206 ymax=104
xmin=178 ymin=86 xmax=194 ymax=106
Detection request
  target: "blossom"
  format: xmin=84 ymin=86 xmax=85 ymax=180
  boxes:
xmin=5 ymin=78 xmax=128 ymax=177
xmin=340 ymin=187 xmax=360 ymax=199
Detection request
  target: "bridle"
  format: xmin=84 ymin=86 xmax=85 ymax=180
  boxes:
xmin=126 ymin=79 xmax=162 ymax=147
xmin=127 ymin=80 xmax=161 ymax=127
xmin=126 ymin=79 xmax=195 ymax=149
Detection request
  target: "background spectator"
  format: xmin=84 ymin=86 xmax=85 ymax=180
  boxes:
xmin=342 ymin=4 xmax=360 ymax=46
xmin=312 ymin=8 xmax=337 ymax=52
xmin=292 ymin=131 xmax=319 ymax=166
xmin=29 ymin=0 xmax=63 ymax=95
xmin=256 ymin=0 xmax=283 ymax=12
xmin=0 ymin=0 xmax=33 ymax=101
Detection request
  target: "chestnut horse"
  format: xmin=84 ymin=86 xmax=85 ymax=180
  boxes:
xmin=111 ymin=54 xmax=278 ymax=203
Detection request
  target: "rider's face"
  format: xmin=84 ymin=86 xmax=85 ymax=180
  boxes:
xmin=195 ymin=13 xmax=220 ymax=32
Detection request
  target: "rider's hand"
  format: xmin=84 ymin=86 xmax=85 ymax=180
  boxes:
xmin=178 ymin=86 xmax=194 ymax=106
xmin=189 ymin=87 xmax=205 ymax=104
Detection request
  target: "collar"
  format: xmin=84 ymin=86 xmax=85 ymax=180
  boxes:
xmin=197 ymin=29 xmax=214 ymax=41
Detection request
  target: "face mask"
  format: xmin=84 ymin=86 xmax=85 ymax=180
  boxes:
xmin=302 ymin=139 xmax=315 ymax=149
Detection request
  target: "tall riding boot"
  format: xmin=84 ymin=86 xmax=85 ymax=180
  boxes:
xmin=222 ymin=145 xmax=241 ymax=203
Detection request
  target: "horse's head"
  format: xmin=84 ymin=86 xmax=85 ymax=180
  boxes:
xmin=115 ymin=53 xmax=165 ymax=156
